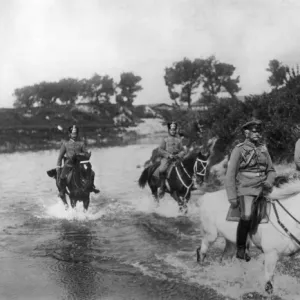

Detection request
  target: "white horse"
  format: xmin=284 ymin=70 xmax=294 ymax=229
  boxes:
xmin=196 ymin=180 xmax=300 ymax=295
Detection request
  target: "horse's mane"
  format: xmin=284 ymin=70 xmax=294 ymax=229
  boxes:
xmin=269 ymin=178 xmax=300 ymax=200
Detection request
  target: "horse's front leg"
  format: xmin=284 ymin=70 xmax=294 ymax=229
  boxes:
xmin=197 ymin=233 xmax=218 ymax=264
xmin=69 ymin=194 xmax=76 ymax=209
xmin=59 ymin=194 xmax=69 ymax=210
xmin=264 ymin=250 xmax=278 ymax=294
xmin=150 ymin=184 xmax=159 ymax=204
xmin=83 ymin=196 xmax=90 ymax=212
xmin=171 ymin=191 xmax=186 ymax=213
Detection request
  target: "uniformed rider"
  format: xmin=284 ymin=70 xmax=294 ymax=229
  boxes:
xmin=225 ymin=119 xmax=276 ymax=261
xmin=56 ymin=125 xmax=100 ymax=200
xmin=157 ymin=122 xmax=186 ymax=198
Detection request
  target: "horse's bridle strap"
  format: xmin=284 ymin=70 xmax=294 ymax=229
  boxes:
xmin=272 ymin=200 xmax=300 ymax=246
xmin=194 ymin=158 xmax=208 ymax=176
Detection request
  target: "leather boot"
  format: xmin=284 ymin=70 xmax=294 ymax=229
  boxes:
xmin=158 ymin=172 xmax=166 ymax=198
xmin=236 ymin=219 xmax=251 ymax=262
xmin=86 ymin=173 xmax=100 ymax=194
xmin=91 ymin=184 xmax=100 ymax=194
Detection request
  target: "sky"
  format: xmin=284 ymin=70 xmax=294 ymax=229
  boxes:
xmin=1 ymin=0 xmax=300 ymax=108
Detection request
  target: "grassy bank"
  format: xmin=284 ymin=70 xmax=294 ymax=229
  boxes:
xmin=0 ymin=103 xmax=163 ymax=153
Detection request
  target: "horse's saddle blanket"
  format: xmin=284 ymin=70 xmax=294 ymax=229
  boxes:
xmin=226 ymin=201 xmax=271 ymax=223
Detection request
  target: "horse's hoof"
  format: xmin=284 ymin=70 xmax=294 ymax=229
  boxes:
xmin=265 ymin=281 xmax=273 ymax=294
xmin=64 ymin=204 xmax=69 ymax=211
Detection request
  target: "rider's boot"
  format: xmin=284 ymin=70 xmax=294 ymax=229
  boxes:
xmin=236 ymin=219 xmax=251 ymax=262
xmin=91 ymin=184 xmax=100 ymax=194
xmin=88 ymin=172 xmax=100 ymax=194
xmin=158 ymin=172 xmax=166 ymax=198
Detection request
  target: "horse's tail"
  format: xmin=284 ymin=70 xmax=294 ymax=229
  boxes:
xmin=138 ymin=166 xmax=150 ymax=188
xmin=138 ymin=162 xmax=160 ymax=188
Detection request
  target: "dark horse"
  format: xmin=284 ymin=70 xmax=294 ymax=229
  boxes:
xmin=47 ymin=153 xmax=94 ymax=211
xmin=138 ymin=150 xmax=210 ymax=212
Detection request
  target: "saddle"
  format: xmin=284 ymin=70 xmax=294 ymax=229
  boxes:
xmin=226 ymin=195 xmax=271 ymax=224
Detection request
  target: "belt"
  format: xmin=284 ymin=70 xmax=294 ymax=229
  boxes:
xmin=240 ymin=171 xmax=265 ymax=177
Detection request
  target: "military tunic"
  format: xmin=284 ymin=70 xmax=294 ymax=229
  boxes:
xmin=158 ymin=136 xmax=186 ymax=172
xmin=225 ymin=140 xmax=276 ymax=219
xmin=57 ymin=140 xmax=88 ymax=167
xmin=57 ymin=139 xmax=89 ymax=179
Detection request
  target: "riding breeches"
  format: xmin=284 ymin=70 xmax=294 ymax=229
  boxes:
xmin=238 ymin=195 xmax=256 ymax=220
xmin=158 ymin=158 xmax=170 ymax=174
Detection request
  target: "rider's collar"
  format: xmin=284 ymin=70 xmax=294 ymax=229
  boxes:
xmin=244 ymin=139 xmax=261 ymax=148
xmin=70 ymin=138 xmax=76 ymax=143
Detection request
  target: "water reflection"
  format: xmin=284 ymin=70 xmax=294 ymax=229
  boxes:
xmin=50 ymin=220 xmax=98 ymax=300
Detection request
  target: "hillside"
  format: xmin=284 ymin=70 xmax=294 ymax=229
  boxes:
xmin=0 ymin=103 xmax=161 ymax=153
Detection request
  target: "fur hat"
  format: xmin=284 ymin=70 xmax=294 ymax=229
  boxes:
xmin=68 ymin=125 xmax=79 ymax=134
xmin=167 ymin=122 xmax=178 ymax=130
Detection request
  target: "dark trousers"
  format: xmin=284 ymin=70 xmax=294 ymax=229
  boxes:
xmin=236 ymin=195 xmax=256 ymax=260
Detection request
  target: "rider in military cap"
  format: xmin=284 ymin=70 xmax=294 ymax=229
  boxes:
xmin=157 ymin=121 xmax=186 ymax=198
xmin=225 ymin=118 xmax=276 ymax=261
xmin=56 ymin=125 xmax=100 ymax=200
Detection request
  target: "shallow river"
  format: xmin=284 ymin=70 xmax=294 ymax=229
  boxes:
xmin=0 ymin=142 xmax=300 ymax=300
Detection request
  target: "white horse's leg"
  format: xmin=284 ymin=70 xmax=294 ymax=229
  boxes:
xmin=221 ymin=239 xmax=236 ymax=262
xmin=264 ymin=250 xmax=278 ymax=294
xmin=197 ymin=227 xmax=218 ymax=263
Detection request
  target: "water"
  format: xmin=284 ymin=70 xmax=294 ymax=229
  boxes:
xmin=0 ymin=143 xmax=300 ymax=300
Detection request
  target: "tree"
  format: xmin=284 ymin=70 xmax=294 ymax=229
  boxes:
xmin=82 ymin=74 xmax=115 ymax=103
xmin=57 ymin=78 xmax=82 ymax=105
xmin=164 ymin=58 xmax=202 ymax=107
xmin=200 ymin=55 xmax=240 ymax=101
xmin=164 ymin=56 xmax=241 ymax=107
xmin=266 ymin=59 xmax=289 ymax=90
xmin=116 ymin=72 xmax=142 ymax=106
xmin=13 ymin=85 xmax=37 ymax=108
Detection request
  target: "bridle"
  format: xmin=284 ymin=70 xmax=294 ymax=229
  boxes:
xmin=172 ymin=156 xmax=209 ymax=198
xmin=193 ymin=158 xmax=208 ymax=177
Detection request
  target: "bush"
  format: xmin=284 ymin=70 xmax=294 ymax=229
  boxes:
xmin=160 ymin=77 xmax=300 ymax=164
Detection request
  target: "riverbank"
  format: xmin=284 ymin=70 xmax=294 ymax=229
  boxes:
xmin=0 ymin=118 xmax=166 ymax=154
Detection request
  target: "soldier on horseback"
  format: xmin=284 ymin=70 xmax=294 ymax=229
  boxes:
xmin=157 ymin=122 xmax=186 ymax=198
xmin=56 ymin=125 xmax=100 ymax=201
xmin=225 ymin=119 xmax=276 ymax=261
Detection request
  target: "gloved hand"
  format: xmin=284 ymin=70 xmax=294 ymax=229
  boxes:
xmin=168 ymin=154 xmax=175 ymax=159
xmin=229 ymin=197 xmax=239 ymax=209
xmin=262 ymin=181 xmax=272 ymax=194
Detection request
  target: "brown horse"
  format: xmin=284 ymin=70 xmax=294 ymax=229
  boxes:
xmin=138 ymin=150 xmax=210 ymax=213
xmin=47 ymin=154 xmax=94 ymax=211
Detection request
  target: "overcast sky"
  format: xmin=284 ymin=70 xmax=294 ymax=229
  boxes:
xmin=1 ymin=0 xmax=300 ymax=107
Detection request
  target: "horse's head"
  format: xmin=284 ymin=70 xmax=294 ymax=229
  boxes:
xmin=72 ymin=152 xmax=91 ymax=165
xmin=193 ymin=151 xmax=210 ymax=185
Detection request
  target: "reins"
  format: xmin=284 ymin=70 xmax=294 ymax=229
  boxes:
xmin=171 ymin=157 xmax=208 ymax=198
xmin=271 ymin=199 xmax=300 ymax=246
